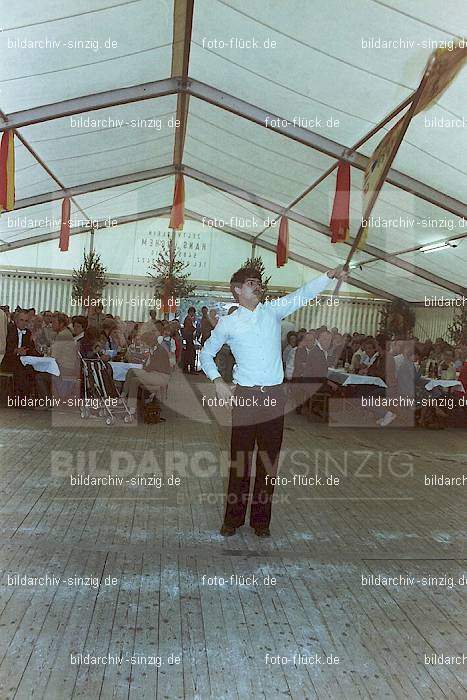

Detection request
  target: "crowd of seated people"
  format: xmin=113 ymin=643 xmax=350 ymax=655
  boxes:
xmin=1 ymin=303 xmax=465 ymax=428
xmin=0 ymin=305 xmax=185 ymax=416
xmin=281 ymin=323 xmax=467 ymax=428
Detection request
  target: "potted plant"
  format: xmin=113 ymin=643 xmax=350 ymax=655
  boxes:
xmin=239 ymin=256 xmax=271 ymax=302
xmin=148 ymin=241 xmax=196 ymax=318
xmin=379 ymin=298 xmax=416 ymax=337
xmin=448 ymin=307 xmax=467 ymax=345
xmin=71 ymin=250 xmax=108 ymax=314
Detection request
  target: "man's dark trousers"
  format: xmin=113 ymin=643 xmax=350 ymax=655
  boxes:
xmin=223 ymin=384 xmax=287 ymax=530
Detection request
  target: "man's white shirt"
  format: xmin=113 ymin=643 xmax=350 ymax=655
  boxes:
xmin=17 ymin=328 xmax=26 ymax=348
xmin=200 ymin=274 xmax=330 ymax=386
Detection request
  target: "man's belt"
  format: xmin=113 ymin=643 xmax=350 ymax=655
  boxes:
xmin=236 ymin=383 xmax=284 ymax=392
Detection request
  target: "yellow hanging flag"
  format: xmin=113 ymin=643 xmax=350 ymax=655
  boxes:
xmin=360 ymin=40 xmax=466 ymax=251
xmin=415 ymin=40 xmax=467 ymax=115
xmin=0 ymin=131 xmax=15 ymax=212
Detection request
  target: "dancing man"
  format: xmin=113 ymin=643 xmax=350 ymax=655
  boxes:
xmin=200 ymin=265 xmax=347 ymax=537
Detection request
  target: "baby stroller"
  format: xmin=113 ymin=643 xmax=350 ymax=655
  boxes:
xmin=79 ymin=353 xmax=133 ymax=426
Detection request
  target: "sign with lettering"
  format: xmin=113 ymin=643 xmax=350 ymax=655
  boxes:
xmin=133 ymin=222 xmax=212 ymax=276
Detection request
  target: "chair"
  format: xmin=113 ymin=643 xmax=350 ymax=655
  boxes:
xmin=0 ymin=370 xmax=14 ymax=406
xmin=307 ymin=382 xmax=332 ymax=423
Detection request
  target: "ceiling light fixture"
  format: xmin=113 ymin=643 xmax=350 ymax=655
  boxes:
xmin=420 ymin=241 xmax=458 ymax=253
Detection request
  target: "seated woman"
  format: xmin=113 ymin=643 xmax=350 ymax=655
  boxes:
xmin=170 ymin=320 xmax=183 ymax=368
xmin=110 ymin=318 xmax=127 ymax=353
xmin=358 ymin=336 xmax=397 ymax=427
xmin=159 ymin=322 xmax=176 ymax=370
xmin=47 ymin=312 xmax=80 ymax=400
xmin=72 ymin=315 xmax=88 ymax=343
xmin=79 ymin=326 xmax=109 ymax=360
xmin=121 ymin=329 xmax=172 ymax=414
xmin=438 ymin=348 xmax=457 ymax=380
xmin=350 ymin=336 xmax=368 ymax=373
xmin=99 ymin=318 xmax=119 ymax=356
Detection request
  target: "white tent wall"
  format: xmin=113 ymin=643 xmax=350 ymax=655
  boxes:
xmin=413 ymin=305 xmax=457 ymax=342
xmin=0 ymin=231 xmax=92 ymax=271
xmin=0 ymin=1 xmax=465 ymax=306
xmin=289 ymin=299 xmax=385 ymax=336
xmin=0 ymin=215 xmax=460 ymax=337
xmin=0 ymin=271 xmax=75 ymax=315
xmin=0 ymin=270 xmax=154 ymax=320
xmin=0 ymin=217 xmax=362 ymax=290
xmin=0 ymin=267 xmax=455 ymax=339
xmin=0 ymin=268 xmax=374 ymax=330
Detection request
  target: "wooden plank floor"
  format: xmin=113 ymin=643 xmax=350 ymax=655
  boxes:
xmin=0 ymin=376 xmax=466 ymax=699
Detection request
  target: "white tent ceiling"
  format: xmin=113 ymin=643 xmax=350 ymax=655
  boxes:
xmin=0 ymin=0 xmax=466 ymax=302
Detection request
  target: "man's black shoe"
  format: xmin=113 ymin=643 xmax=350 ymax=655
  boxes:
xmin=220 ymin=524 xmax=236 ymax=536
xmin=253 ymin=527 xmax=271 ymax=538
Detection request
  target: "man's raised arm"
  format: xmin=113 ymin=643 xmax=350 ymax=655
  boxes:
xmin=268 ymin=267 xmax=347 ymax=319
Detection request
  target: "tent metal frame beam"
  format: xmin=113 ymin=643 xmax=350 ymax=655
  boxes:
xmin=183 ymin=166 xmax=466 ymax=297
xmin=0 ymin=202 xmax=395 ymax=300
xmin=352 ymin=243 xmax=467 ymax=297
xmin=357 ymin=230 xmax=467 ymax=264
xmin=253 ymin=93 xmax=414 ymax=243
xmin=1 ymin=78 xmax=464 ymax=221
xmin=0 ymin=78 xmax=179 ymax=130
xmin=171 ymin=0 xmax=194 ymax=166
xmin=5 ymin=161 xmax=463 ymax=296
xmin=185 ymin=80 xmax=467 ymax=221
xmin=185 ymin=210 xmax=396 ymax=300
xmin=0 ymin=207 xmax=172 ymax=252
xmin=13 ymin=166 xmax=175 ymax=210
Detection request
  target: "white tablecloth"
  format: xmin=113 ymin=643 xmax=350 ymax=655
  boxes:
xmin=109 ymin=362 xmax=143 ymax=382
xmin=20 ymin=357 xmax=145 ymax=382
xmin=20 ymin=356 xmax=60 ymax=376
xmin=424 ymin=379 xmax=464 ymax=392
xmin=327 ymin=368 xmax=387 ymax=388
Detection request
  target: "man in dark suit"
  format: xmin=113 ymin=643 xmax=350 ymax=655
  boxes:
xmin=295 ymin=329 xmax=334 ymax=416
xmin=1 ymin=310 xmax=41 ymax=399
xmin=182 ymin=306 xmax=197 ymax=373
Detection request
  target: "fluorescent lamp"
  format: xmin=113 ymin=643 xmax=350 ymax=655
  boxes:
xmin=420 ymin=241 xmax=457 ymax=253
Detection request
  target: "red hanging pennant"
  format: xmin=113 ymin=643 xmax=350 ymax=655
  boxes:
xmin=330 ymin=161 xmax=350 ymax=243
xmin=169 ymin=174 xmax=185 ymax=230
xmin=276 ymin=215 xmax=289 ymax=268
xmin=59 ymin=197 xmax=71 ymax=251
xmin=0 ymin=131 xmax=15 ymax=212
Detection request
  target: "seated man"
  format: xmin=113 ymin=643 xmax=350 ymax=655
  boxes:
xmin=305 ymin=328 xmax=336 ymax=417
xmin=292 ymin=331 xmax=317 ymax=413
xmin=0 ymin=310 xmax=42 ymax=400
